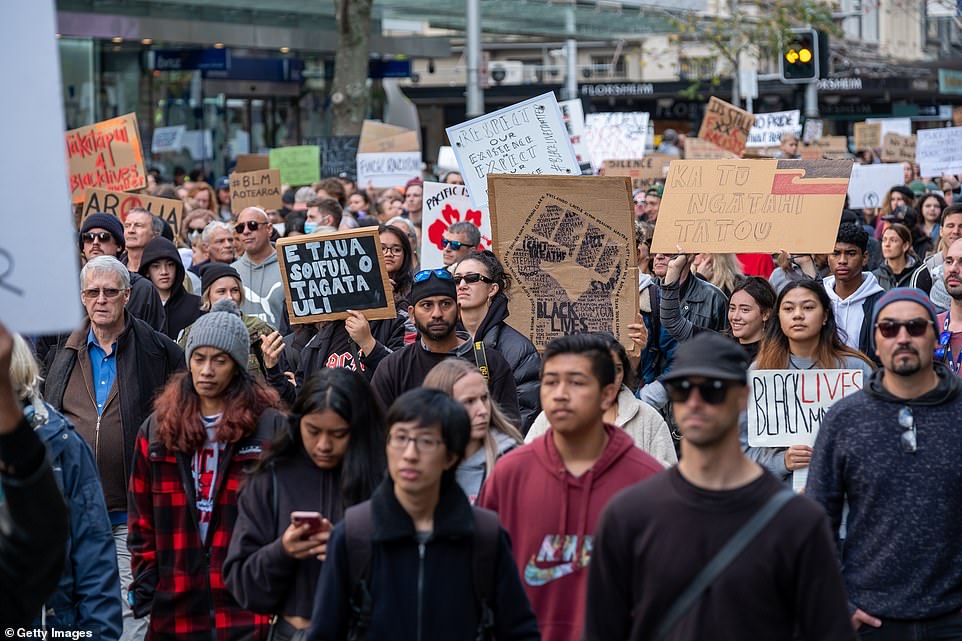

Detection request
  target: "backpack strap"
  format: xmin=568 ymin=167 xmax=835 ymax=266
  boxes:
xmin=471 ymin=507 xmax=501 ymax=641
xmin=345 ymin=502 xmax=375 ymax=641
xmin=473 ymin=341 xmax=490 ymax=382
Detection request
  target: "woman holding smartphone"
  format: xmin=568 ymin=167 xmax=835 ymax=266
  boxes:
xmin=224 ymin=368 xmax=385 ymax=641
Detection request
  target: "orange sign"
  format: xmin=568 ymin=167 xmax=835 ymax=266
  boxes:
xmin=65 ymin=113 xmax=146 ymax=204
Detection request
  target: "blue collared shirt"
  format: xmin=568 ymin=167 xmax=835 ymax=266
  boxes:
xmin=87 ymin=327 xmax=117 ymax=416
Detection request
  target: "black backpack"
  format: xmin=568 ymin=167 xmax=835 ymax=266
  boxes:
xmin=343 ymin=501 xmax=501 ymax=641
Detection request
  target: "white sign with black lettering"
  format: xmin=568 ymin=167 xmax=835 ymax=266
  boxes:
xmin=917 ymin=126 xmax=962 ymax=177
xmin=356 ymin=151 xmax=422 ymax=188
xmin=746 ymin=110 xmax=801 ymax=148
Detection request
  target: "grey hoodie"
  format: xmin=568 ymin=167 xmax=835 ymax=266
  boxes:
xmin=822 ymin=272 xmax=884 ymax=351
xmin=231 ymin=251 xmax=286 ymax=330
xmin=456 ymin=430 xmax=518 ymax=504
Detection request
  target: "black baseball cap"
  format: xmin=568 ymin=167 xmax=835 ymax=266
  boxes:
xmin=660 ymin=333 xmax=749 ymax=384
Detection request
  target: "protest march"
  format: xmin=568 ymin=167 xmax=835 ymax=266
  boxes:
xmin=5 ymin=5 xmax=962 ymax=641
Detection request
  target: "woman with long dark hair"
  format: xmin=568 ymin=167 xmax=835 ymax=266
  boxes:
xmin=224 ymin=368 xmax=385 ymax=639
xmin=378 ymin=223 xmax=414 ymax=309
xmin=127 ymin=301 xmax=284 ymax=641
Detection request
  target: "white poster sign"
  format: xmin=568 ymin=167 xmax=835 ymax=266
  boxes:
xmin=559 ymin=98 xmax=591 ymax=173
xmin=446 ymin=92 xmax=580 ymax=209
xmin=746 ymin=110 xmax=802 ymax=148
xmin=866 ymin=117 xmax=913 ymax=139
xmin=917 ymin=126 xmax=962 ymax=177
xmin=1 ymin=0 xmax=81 ymax=333
xmin=419 ymin=182 xmax=492 ymax=269
xmin=151 ymin=125 xmax=186 ymax=153
xmin=847 ymin=163 xmax=904 ymax=208
xmin=437 ymin=146 xmax=459 ymax=173
xmin=182 ymin=129 xmax=214 ymax=161
xmin=356 ymin=151 xmax=422 ymax=188
xmin=584 ymin=111 xmax=650 ymax=171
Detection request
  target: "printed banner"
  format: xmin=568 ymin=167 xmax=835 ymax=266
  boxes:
xmin=746 ymin=110 xmax=801 ymax=148
xmin=65 ymin=112 xmax=146 ymax=204
xmin=276 ymin=227 xmax=396 ymax=323
xmin=917 ymin=126 xmax=962 ymax=177
xmin=584 ymin=111 xmax=650 ymax=171
xmin=83 ymin=188 xmax=185 ymax=238
xmin=420 ymin=181 xmax=492 ymax=269
xmin=698 ymin=97 xmax=755 ymax=157
xmin=446 ymin=92 xmax=580 ymax=210
xmin=229 ymin=169 xmax=283 ymax=212
xmin=487 ymin=174 xmax=638 ymax=353
xmin=269 ymin=145 xmax=321 ymax=186
xmin=649 ymin=159 xmax=853 ymax=254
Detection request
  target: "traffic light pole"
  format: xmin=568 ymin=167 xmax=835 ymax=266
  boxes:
xmin=466 ymin=0 xmax=484 ymax=117
xmin=804 ymin=80 xmax=818 ymax=119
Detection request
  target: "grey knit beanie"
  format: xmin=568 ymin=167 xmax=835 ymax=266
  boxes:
xmin=186 ymin=299 xmax=250 ymax=369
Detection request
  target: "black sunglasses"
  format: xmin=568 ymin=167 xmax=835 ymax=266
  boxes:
xmin=453 ymin=273 xmax=494 ymax=285
xmin=82 ymin=231 xmax=114 ymax=243
xmin=414 ymin=268 xmax=454 ymax=283
xmin=875 ymin=319 xmax=933 ymax=339
xmin=665 ymin=379 xmax=731 ymax=405
xmin=898 ymin=406 xmax=916 ymax=453
xmin=234 ymin=220 xmax=267 ymax=234
xmin=442 ymin=238 xmax=469 ymax=250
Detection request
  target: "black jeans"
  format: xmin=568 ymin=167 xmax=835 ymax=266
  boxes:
xmin=858 ymin=611 xmax=962 ymax=641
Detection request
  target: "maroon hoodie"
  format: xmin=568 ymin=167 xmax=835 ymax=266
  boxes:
xmin=478 ymin=424 xmax=662 ymax=641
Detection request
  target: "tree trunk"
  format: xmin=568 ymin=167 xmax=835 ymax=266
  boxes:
xmin=331 ymin=0 xmax=372 ymax=136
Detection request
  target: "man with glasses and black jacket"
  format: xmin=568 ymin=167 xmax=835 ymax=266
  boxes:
xmin=808 ymin=288 xmax=962 ymax=639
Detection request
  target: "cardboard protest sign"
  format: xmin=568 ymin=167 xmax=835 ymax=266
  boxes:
xmin=420 ymin=181 xmax=492 ymax=269
xmin=229 ymin=169 xmax=283 ymax=212
xmin=698 ymin=97 xmax=755 ymax=157
xmin=356 ymin=120 xmax=421 ymax=188
xmin=881 ymin=133 xmax=917 ymax=164
xmin=602 ymin=156 xmax=671 ymax=191
xmin=83 ymin=188 xmax=184 ymax=237
xmin=814 ymin=136 xmax=850 ymax=157
xmin=151 ymin=125 xmax=186 ymax=153
xmin=269 ymin=145 xmax=321 ymax=186
xmin=866 ymin=117 xmax=912 ymax=138
xmin=234 ymin=154 xmax=270 ymax=172
xmin=446 ymin=92 xmax=580 ymax=210
xmin=683 ymin=137 xmax=738 ymax=160
xmin=359 ymin=120 xmax=419 ymax=154
xmin=487 ymin=174 xmax=638 ymax=353
xmin=276 ymin=227 xmax=395 ymax=323
xmin=649 ymin=159 xmax=853 ymax=254
xmin=306 ymin=136 xmax=359 ymax=178
xmin=559 ymin=98 xmax=591 ymax=173
xmin=746 ymin=110 xmax=801 ymax=148
xmin=917 ymin=126 xmax=962 ymax=177
xmin=847 ymin=163 xmax=903 ymax=209
xmin=584 ymin=112 xmax=650 ymax=171
xmin=1 ymin=0 xmax=81 ymax=334
xmin=854 ymin=122 xmax=881 ymax=150
xmin=802 ymin=118 xmax=823 ymax=144
xmin=65 ymin=112 xmax=146 ymax=204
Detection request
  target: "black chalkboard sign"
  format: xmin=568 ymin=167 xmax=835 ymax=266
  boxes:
xmin=276 ymin=227 xmax=396 ymax=323
xmin=306 ymin=136 xmax=360 ymax=179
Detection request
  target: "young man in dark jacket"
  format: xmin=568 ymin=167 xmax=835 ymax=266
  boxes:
xmin=306 ymin=388 xmax=539 ymax=641
xmin=138 ymin=236 xmax=203 ymax=340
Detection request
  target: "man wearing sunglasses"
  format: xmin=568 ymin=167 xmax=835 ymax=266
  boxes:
xmin=808 ymin=287 xmax=962 ymax=639
xmin=440 ymin=222 xmax=480 ymax=267
xmin=585 ymin=332 xmax=853 ymax=641
xmin=231 ymin=207 xmax=287 ymax=332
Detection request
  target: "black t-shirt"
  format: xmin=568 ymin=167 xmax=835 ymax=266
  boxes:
xmin=323 ymin=323 xmax=362 ymax=372
xmin=584 ymin=467 xmax=855 ymax=641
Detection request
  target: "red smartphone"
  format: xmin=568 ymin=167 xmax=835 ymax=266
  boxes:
xmin=291 ymin=511 xmax=324 ymax=536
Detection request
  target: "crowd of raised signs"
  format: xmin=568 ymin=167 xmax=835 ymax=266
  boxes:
xmin=4 ymin=107 xmax=962 ymax=641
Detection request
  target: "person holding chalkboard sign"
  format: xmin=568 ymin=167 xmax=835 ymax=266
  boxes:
xmin=750 ymin=281 xmax=875 ymax=481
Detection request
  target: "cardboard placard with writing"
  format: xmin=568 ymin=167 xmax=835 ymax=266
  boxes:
xmin=602 ymin=156 xmax=672 ymax=191
xmin=229 ymin=169 xmax=283 ymax=212
xmin=683 ymin=137 xmax=738 ymax=160
xmin=881 ymin=133 xmax=917 ymax=164
xmin=697 ymin=97 xmax=755 ymax=157
xmin=269 ymin=145 xmax=321 ymax=186
xmin=584 ymin=111 xmax=650 ymax=171
xmin=276 ymin=227 xmax=396 ymax=324
xmin=358 ymin=121 xmax=420 ymax=154
xmin=854 ymin=122 xmax=881 ymax=151
xmin=420 ymin=181 xmax=492 ymax=270
xmin=799 ymin=136 xmax=851 ymax=160
xmin=234 ymin=154 xmax=270 ymax=173
xmin=446 ymin=92 xmax=580 ymax=210
xmin=746 ymin=110 xmax=801 ymax=148
xmin=847 ymin=162 xmax=903 ymax=209
xmin=65 ymin=112 xmax=146 ymax=203
xmin=487 ymin=174 xmax=638 ymax=353
xmin=83 ymin=188 xmax=184 ymax=237
xmin=916 ymin=126 xmax=962 ymax=177
xmin=649 ymin=159 xmax=853 ymax=254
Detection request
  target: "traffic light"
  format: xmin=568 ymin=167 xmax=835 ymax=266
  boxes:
xmin=780 ymin=28 xmax=819 ymax=83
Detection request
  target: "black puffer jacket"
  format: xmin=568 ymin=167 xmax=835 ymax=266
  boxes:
xmin=872 ymin=255 xmax=933 ymax=294
xmin=138 ymin=237 xmax=203 ymax=340
xmin=469 ymin=294 xmax=541 ymax=433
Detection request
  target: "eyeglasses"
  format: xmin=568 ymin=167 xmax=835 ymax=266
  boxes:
xmin=453 ymin=273 xmax=494 ymax=286
xmin=81 ymin=232 xmax=114 ymax=243
xmin=875 ymin=319 xmax=934 ymax=339
xmin=898 ymin=406 xmax=917 ymax=453
xmin=234 ymin=220 xmax=267 ymax=234
xmin=388 ymin=432 xmax=443 ymax=453
xmin=81 ymin=287 xmax=125 ymax=300
xmin=441 ymin=238 xmax=468 ymax=250
xmin=382 ymin=245 xmax=404 ymax=256
xmin=414 ymin=269 xmax=454 ymax=283
xmin=665 ymin=379 xmax=731 ymax=405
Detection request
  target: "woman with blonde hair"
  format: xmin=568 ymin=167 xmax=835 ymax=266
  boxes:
xmin=692 ymin=252 xmax=744 ymax=298
xmin=423 ymin=358 xmax=523 ymax=503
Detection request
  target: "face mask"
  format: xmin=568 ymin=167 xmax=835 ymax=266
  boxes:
xmin=303 ymin=221 xmax=318 ymax=234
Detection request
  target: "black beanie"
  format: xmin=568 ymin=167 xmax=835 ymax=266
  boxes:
xmin=200 ymin=263 xmax=242 ymax=294
xmin=80 ymin=213 xmax=126 ymax=250
xmin=411 ymin=271 xmax=457 ymax=305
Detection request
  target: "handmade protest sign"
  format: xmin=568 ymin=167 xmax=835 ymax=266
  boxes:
xmin=649 ymin=159 xmax=853 ymax=254
xmin=356 ymin=151 xmax=422 ymax=188
xmin=683 ymin=137 xmax=738 ymax=160
xmin=866 ymin=117 xmax=912 ymax=139
xmin=151 ymin=125 xmax=186 ymax=153
xmin=746 ymin=110 xmax=801 ymax=148
xmin=698 ymin=97 xmax=755 ymax=157
xmin=276 ymin=227 xmax=395 ymax=323
xmin=602 ymin=155 xmax=672 ymax=191
xmin=66 ymin=112 xmax=146 ymax=204
xmin=488 ymin=174 xmax=638 ymax=352
xmin=799 ymin=136 xmax=851 ymax=160
xmin=446 ymin=92 xmax=580 ymax=210
xmin=853 ymin=122 xmax=881 ymax=151
xmin=881 ymin=133 xmax=916 ymax=163
xmin=420 ymin=181 xmax=491 ymax=269
xmin=584 ymin=112 xmax=650 ymax=171
xmin=917 ymin=126 xmax=962 ymax=177
xmin=802 ymin=118 xmax=823 ymax=144
xmin=234 ymin=154 xmax=270 ymax=172
xmin=269 ymin=145 xmax=321 ymax=186
xmin=229 ymin=169 xmax=282 ymax=212
xmin=559 ymin=99 xmax=591 ymax=173
xmin=847 ymin=163 xmax=903 ymax=209
xmin=83 ymin=188 xmax=184 ymax=237
xmin=306 ymin=136 xmax=359 ymax=178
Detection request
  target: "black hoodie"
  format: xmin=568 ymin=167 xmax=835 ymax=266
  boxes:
xmin=138 ymin=237 xmax=202 ymax=340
